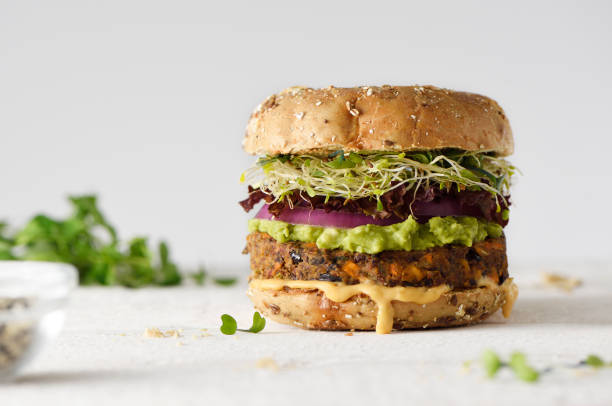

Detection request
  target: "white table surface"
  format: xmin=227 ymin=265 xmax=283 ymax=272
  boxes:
xmin=3 ymin=263 xmax=612 ymax=406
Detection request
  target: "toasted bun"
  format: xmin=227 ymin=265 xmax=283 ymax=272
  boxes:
xmin=248 ymin=279 xmax=517 ymax=331
xmin=243 ymin=85 xmax=513 ymax=156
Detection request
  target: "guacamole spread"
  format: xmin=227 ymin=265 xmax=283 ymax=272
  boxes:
xmin=248 ymin=216 xmax=502 ymax=254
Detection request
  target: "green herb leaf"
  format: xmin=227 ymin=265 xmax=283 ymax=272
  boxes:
xmin=155 ymin=241 xmax=181 ymax=286
xmin=501 ymin=209 xmax=510 ymax=221
xmin=213 ymin=277 xmax=238 ymax=286
xmin=220 ymin=314 xmax=238 ymax=335
xmin=247 ymin=312 xmax=266 ymax=333
xmin=0 ymin=222 xmax=15 ymax=260
xmin=459 ymin=169 xmax=481 ymax=182
xmin=5 ymin=195 xmax=183 ymax=288
xmin=585 ymin=354 xmax=605 ymax=368
xmin=481 ymin=350 xmax=502 ymax=378
xmin=220 ymin=312 xmax=266 ymax=335
xmin=327 ymin=153 xmax=356 ymax=169
xmin=305 ymin=186 xmax=316 ymax=197
xmin=410 ymin=153 xmax=431 ymax=164
xmin=190 ymin=268 xmax=207 ymax=285
xmin=509 ymin=352 xmax=539 ymax=382
xmin=311 ymin=169 xmax=325 ymax=178
xmin=348 ymin=153 xmax=364 ymax=164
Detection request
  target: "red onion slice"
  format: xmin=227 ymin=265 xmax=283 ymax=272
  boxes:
xmin=255 ymin=205 xmax=402 ymax=228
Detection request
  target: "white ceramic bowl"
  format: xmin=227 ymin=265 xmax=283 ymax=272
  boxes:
xmin=0 ymin=261 xmax=77 ymax=380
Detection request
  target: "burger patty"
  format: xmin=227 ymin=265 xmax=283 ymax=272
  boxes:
xmin=245 ymin=232 xmax=507 ymax=289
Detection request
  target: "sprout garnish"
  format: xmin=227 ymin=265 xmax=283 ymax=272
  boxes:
xmin=242 ymin=150 xmax=517 ymax=209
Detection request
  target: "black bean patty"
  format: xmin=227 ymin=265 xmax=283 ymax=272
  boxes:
xmin=245 ymin=232 xmax=508 ymax=289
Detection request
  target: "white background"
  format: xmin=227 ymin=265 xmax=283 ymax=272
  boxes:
xmin=1 ymin=0 xmax=611 ymax=274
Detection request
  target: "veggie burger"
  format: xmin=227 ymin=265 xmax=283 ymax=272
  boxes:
xmin=240 ymin=85 xmax=518 ymax=334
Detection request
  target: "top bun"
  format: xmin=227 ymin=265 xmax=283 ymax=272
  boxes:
xmin=243 ymin=85 xmax=513 ymax=156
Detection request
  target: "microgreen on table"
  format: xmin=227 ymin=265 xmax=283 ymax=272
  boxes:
xmin=477 ymin=350 xmax=612 ymax=383
xmin=220 ymin=312 xmax=266 ymax=335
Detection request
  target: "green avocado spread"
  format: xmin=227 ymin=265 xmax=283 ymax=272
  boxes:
xmin=248 ymin=216 xmax=502 ymax=254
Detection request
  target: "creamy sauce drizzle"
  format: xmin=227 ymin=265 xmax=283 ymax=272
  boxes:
xmin=249 ymin=278 xmax=518 ymax=334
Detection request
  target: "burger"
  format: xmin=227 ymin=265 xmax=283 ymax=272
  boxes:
xmin=239 ymin=85 xmax=518 ymax=334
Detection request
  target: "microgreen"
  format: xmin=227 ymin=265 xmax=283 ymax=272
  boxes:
xmin=219 ymin=312 xmax=266 ymax=335
xmin=584 ymin=354 xmax=605 ymax=368
xmin=213 ymin=277 xmax=238 ymax=286
xmin=481 ymin=349 xmax=502 ymax=378
xmin=376 ymin=198 xmax=384 ymax=211
xmin=509 ymin=352 xmax=539 ymax=382
xmin=476 ymin=351 xmax=612 ymax=383
xmin=188 ymin=267 xmax=240 ymax=287
xmin=190 ymin=268 xmax=207 ymax=285
xmin=327 ymin=150 xmax=356 ymax=169
xmin=248 ymin=311 xmax=266 ymax=333
xmin=243 ymin=150 xmax=516 ymax=210
xmin=220 ymin=314 xmax=238 ymax=335
xmin=501 ymin=209 xmax=510 ymax=221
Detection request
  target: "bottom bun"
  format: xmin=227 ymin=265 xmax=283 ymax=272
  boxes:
xmin=248 ymin=278 xmax=517 ymax=333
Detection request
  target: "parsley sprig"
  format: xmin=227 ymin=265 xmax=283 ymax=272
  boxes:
xmin=0 ymin=196 xmax=182 ymax=287
xmin=0 ymin=195 xmax=237 ymax=288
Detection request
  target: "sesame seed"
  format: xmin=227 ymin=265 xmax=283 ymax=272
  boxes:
xmin=349 ymin=108 xmax=359 ymax=117
xmin=315 ymin=101 xmax=322 ymax=106
xmin=366 ymin=88 xmax=373 ymax=96
xmin=331 ymin=136 xmax=336 ymax=142
xmin=294 ymin=112 xmax=305 ymax=120
xmin=455 ymin=304 xmax=466 ymax=318
xmin=345 ymin=101 xmax=352 ymax=111
xmin=368 ymin=129 xmax=374 ymax=134
xmin=410 ymin=114 xmax=416 ymax=119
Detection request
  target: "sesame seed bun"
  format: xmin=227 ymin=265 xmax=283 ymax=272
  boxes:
xmin=243 ymin=85 xmax=514 ymax=156
xmin=247 ymin=278 xmax=518 ymax=332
